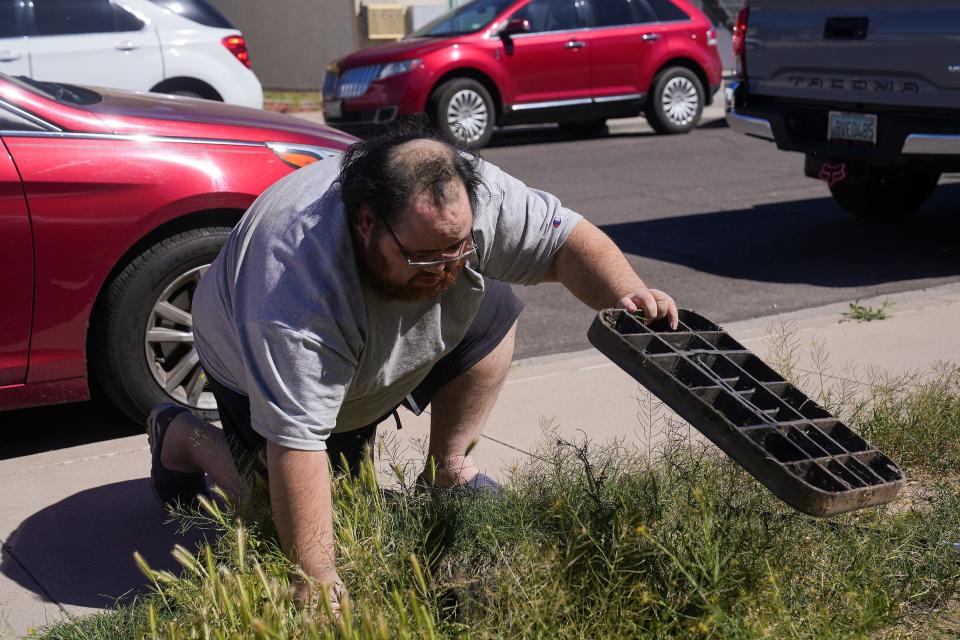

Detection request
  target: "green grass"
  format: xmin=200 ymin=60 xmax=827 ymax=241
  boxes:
xmin=32 ymin=358 xmax=960 ymax=639
xmin=843 ymin=300 xmax=893 ymax=323
xmin=263 ymin=91 xmax=323 ymax=113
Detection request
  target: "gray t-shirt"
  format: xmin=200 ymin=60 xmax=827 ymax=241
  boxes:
xmin=192 ymin=157 xmax=582 ymax=451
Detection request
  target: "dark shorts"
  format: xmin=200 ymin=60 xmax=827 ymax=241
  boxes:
xmin=208 ymin=279 xmax=524 ymax=481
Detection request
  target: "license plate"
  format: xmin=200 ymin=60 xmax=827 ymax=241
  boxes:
xmin=828 ymin=111 xmax=877 ymax=145
xmin=323 ymin=100 xmax=342 ymax=119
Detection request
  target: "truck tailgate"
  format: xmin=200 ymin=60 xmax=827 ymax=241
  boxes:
xmin=745 ymin=0 xmax=960 ymax=110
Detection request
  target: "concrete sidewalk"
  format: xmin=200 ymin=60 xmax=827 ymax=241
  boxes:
xmin=2 ymin=282 xmax=959 ymax=638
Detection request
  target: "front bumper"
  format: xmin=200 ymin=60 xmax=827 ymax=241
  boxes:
xmin=323 ymin=65 xmax=433 ymax=136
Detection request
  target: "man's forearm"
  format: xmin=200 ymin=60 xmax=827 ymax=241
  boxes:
xmin=266 ymin=442 xmax=338 ymax=586
xmin=544 ymin=219 xmax=646 ymax=309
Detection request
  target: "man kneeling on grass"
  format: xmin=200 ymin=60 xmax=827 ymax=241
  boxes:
xmin=146 ymin=125 xmax=678 ymax=612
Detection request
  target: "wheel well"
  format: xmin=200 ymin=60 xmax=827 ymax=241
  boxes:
xmin=428 ymin=69 xmax=503 ymax=118
xmin=85 ymin=209 xmax=242 ymax=378
xmin=651 ymin=59 xmax=712 ymax=105
xmin=151 ymin=77 xmax=223 ymax=101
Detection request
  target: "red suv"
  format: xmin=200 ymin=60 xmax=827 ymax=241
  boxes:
xmin=324 ymin=0 xmax=722 ymax=147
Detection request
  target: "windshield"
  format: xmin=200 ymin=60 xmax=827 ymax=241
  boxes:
xmin=410 ymin=0 xmax=517 ymax=37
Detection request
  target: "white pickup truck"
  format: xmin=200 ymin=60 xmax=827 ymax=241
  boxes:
xmin=724 ymin=0 xmax=960 ymax=219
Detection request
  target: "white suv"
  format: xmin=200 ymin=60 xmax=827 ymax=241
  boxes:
xmin=0 ymin=0 xmax=263 ymax=108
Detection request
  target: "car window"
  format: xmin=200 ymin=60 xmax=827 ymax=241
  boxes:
xmin=113 ymin=3 xmax=146 ymax=32
xmin=511 ymin=0 xmax=582 ymax=33
xmin=33 ymin=0 xmax=117 ymax=35
xmin=631 ymin=0 xmax=658 ymax=23
xmin=410 ymin=0 xmax=515 ymax=38
xmin=645 ymin=0 xmax=689 ymax=21
xmin=146 ymin=0 xmax=235 ymax=29
xmin=589 ymin=0 xmax=645 ymax=27
xmin=0 ymin=0 xmax=23 ymax=38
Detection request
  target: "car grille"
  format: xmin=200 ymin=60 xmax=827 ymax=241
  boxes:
xmin=324 ymin=65 xmax=382 ymax=100
xmin=322 ymin=71 xmax=338 ymax=99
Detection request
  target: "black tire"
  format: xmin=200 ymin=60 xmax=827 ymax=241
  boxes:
xmin=559 ymin=118 xmax=608 ymax=138
xmin=829 ymin=167 xmax=941 ymax=220
xmin=91 ymin=227 xmax=230 ymax=423
xmin=430 ymin=78 xmax=496 ymax=148
xmin=645 ymin=67 xmax=704 ymax=134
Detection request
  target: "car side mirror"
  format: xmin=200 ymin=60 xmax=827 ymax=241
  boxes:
xmin=499 ymin=18 xmax=530 ymax=37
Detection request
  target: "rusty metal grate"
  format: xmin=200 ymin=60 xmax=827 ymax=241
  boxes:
xmin=588 ymin=309 xmax=905 ymax=517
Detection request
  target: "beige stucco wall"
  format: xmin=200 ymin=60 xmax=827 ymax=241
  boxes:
xmin=211 ymin=0 xmax=361 ymax=90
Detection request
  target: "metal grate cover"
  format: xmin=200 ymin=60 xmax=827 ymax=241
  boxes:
xmin=588 ymin=309 xmax=905 ymax=517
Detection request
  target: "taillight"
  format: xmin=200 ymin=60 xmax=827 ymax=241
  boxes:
xmin=732 ymin=6 xmax=749 ymax=77
xmin=732 ymin=6 xmax=749 ymax=57
xmin=222 ymin=35 xmax=251 ymax=69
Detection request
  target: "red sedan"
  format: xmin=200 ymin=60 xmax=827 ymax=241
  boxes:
xmin=0 ymin=73 xmax=355 ymax=422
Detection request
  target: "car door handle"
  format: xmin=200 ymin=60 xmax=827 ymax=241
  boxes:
xmin=641 ymin=33 xmax=661 ymax=42
xmin=0 ymin=51 xmax=21 ymax=62
xmin=565 ymin=40 xmax=585 ymax=49
xmin=115 ymin=41 xmax=139 ymax=52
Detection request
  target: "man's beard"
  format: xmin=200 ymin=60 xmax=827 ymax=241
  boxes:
xmin=358 ymin=240 xmax=466 ymax=302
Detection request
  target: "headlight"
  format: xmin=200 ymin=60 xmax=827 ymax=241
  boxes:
xmin=266 ymin=142 xmax=342 ymax=169
xmin=377 ymin=59 xmax=422 ymax=80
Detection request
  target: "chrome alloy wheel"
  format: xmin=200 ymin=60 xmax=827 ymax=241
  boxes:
xmin=144 ymin=264 xmax=215 ymax=410
xmin=446 ymin=89 xmax=489 ymax=144
xmin=661 ymin=76 xmax=700 ymax=127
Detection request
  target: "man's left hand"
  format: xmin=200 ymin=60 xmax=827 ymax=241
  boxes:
xmin=616 ymin=289 xmax=679 ymax=330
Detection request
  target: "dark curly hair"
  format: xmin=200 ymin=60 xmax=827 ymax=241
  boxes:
xmin=338 ymin=120 xmax=486 ymax=227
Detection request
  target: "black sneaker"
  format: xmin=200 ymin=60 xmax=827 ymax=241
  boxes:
xmin=147 ymin=403 xmax=208 ymax=507
xmin=463 ymin=472 xmax=501 ymax=492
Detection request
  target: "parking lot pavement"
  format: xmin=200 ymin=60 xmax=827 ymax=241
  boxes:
xmin=3 ymin=281 xmax=959 ymax=637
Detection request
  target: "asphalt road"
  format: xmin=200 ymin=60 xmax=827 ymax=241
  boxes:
xmin=482 ymin=115 xmax=960 ymax=360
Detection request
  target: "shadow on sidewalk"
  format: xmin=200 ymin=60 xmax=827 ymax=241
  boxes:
xmin=1 ymin=479 xmax=209 ymax=609
xmin=0 ymin=401 xmax=141 ymax=460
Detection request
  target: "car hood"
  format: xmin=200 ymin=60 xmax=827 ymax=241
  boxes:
xmin=81 ymin=87 xmax=357 ymax=146
xmin=336 ymin=37 xmax=461 ymax=68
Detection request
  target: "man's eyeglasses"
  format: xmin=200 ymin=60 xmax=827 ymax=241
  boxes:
xmin=383 ymin=221 xmax=476 ymax=268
